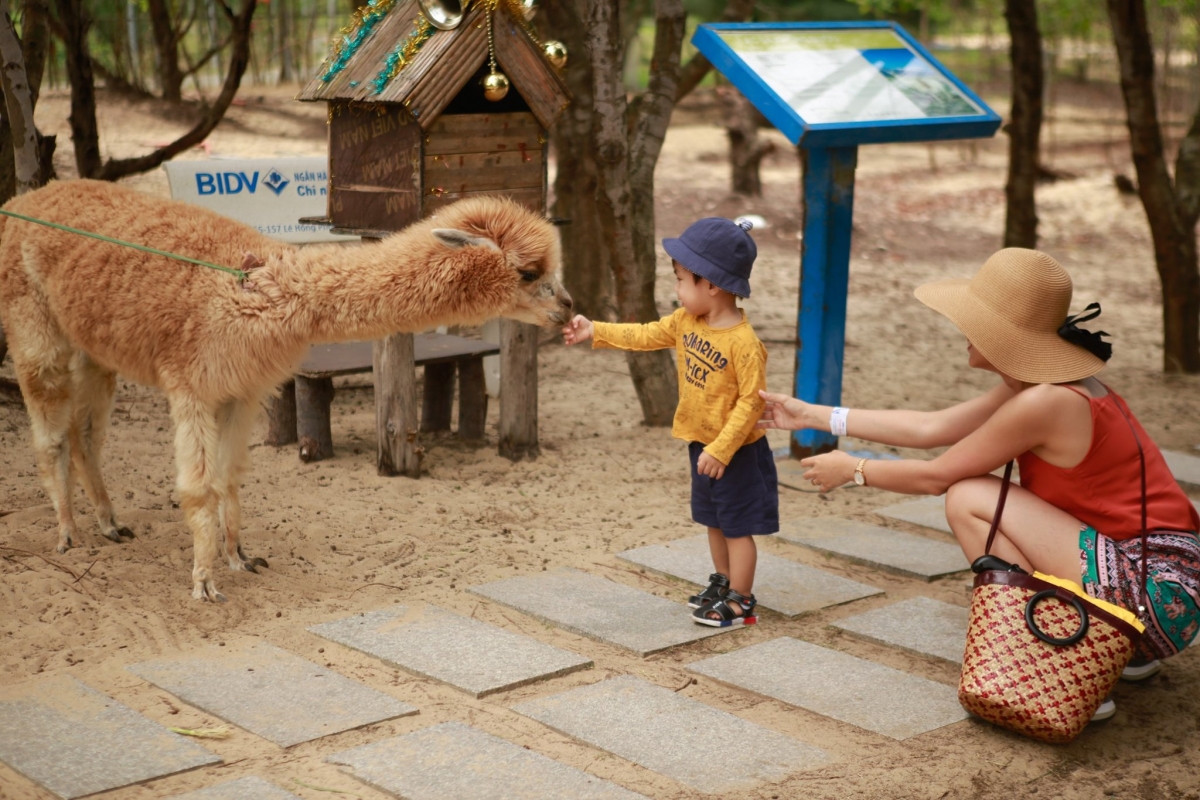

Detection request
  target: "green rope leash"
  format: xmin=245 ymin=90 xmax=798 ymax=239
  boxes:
xmin=0 ymin=208 xmax=247 ymax=281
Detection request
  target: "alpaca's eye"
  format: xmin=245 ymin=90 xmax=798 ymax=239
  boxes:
xmin=519 ymin=270 xmax=539 ymax=283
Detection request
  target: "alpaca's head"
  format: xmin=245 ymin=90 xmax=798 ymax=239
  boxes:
xmin=425 ymin=196 xmax=572 ymax=327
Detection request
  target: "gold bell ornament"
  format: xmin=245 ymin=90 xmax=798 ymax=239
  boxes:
xmin=543 ymin=40 xmax=567 ymax=69
xmin=482 ymin=71 xmax=510 ymax=101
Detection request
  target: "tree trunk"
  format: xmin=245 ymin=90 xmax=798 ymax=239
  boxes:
xmin=0 ymin=0 xmax=39 ymax=195
xmin=543 ymin=0 xmax=612 ymax=320
xmin=721 ymin=86 xmax=771 ymax=196
xmin=0 ymin=0 xmax=54 ymax=205
xmin=277 ymin=0 xmax=294 ymax=82
xmin=1107 ymin=0 xmax=1200 ymax=373
xmin=1003 ymin=0 xmax=1043 ymax=249
xmin=147 ymin=0 xmax=184 ymax=102
xmin=589 ymin=0 xmax=681 ymax=426
xmin=55 ymin=0 xmax=102 ymax=178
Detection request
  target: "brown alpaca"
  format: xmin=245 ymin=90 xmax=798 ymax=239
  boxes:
xmin=0 ymin=179 xmax=571 ymax=601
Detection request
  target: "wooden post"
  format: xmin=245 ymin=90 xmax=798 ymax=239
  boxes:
xmin=295 ymin=376 xmax=334 ymax=462
xmin=791 ymin=145 xmax=858 ymax=460
xmin=498 ymin=320 xmax=538 ymax=461
xmin=264 ymin=379 xmax=298 ymax=446
xmin=457 ymin=357 xmax=487 ymax=441
xmin=420 ymin=362 xmax=455 ymax=432
xmin=374 ymin=332 xmax=422 ymax=477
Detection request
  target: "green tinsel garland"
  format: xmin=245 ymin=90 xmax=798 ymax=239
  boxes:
xmin=319 ymin=0 xmax=400 ymax=82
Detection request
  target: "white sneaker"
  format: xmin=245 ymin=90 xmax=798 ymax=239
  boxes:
xmin=1090 ymin=697 xmax=1116 ymax=722
xmin=1121 ymin=659 xmax=1162 ymax=681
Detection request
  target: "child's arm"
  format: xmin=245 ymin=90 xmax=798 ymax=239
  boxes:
xmin=564 ymin=309 xmax=682 ymax=351
xmin=703 ymin=342 xmax=768 ymax=473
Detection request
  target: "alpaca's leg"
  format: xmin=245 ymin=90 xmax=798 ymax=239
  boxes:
xmin=215 ymin=399 xmax=268 ymax=573
xmin=16 ymin=351 xmax=78 ymax=553
xmin=168 ymin=393 xmax=225 ymax=602
xmin=68 ymin=352 xmax=135 ymax=544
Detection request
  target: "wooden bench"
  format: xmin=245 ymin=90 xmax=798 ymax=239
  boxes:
xmin=271 ymin=335 xmax=500 ymax=462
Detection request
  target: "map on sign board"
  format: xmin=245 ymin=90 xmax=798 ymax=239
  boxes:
xmin=715 ymin=29 xmax=985 ymax=125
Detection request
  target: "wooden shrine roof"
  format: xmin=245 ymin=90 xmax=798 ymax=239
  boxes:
xmin=297 ymin=0 xmax=569 ymax=131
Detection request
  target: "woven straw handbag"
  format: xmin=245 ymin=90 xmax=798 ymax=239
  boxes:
xmin=958 ymin=400 xmax=1151 ymax=743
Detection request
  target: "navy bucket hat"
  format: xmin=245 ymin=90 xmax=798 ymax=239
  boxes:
xmin=663 ymin=217 xmax=757 ymax=298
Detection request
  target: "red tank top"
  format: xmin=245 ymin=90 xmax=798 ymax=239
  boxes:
xmin=1016 ymin=386 xmax=1199 ymax=540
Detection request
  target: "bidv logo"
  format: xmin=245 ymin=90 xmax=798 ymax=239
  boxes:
xmin=195 ymin=167 xmax=289 ymax=196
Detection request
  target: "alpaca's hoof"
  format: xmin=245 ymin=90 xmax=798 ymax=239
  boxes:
xmin=193 ymin=581 xmax=227 ymax=603
xmin=102 ymin=527 xmax=136 ymax=543
xmin=234 ymin=545 xmax=269 ymax=573
xmin=55 ymin=533 xmax=73 ymax=554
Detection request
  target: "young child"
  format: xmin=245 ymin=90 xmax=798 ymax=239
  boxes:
xmin=562 ymin=217 xmax=777 ymax=627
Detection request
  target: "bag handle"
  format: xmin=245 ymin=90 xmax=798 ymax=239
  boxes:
xmin=984 ymin=384 xmax=1150 ymax=613
xmin=983 ymin=460 xmax=1014 ymax=556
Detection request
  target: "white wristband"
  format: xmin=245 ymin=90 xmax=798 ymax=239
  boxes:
xmin=829 ymin=407 xmax=849 ymax=437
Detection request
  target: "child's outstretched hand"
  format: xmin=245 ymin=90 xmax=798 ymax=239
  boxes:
xmin=562 ymin=315 xmax=594 ymax=345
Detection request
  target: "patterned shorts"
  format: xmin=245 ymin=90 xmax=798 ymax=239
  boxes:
xmin=1080 ymin=526 xmax=1200 ymax=661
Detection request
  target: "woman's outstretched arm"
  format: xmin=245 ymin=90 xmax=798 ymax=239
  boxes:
xmin=759 ymin=382 xmax=1017 ymax=449
xmin=800 ymin=384 xmax=1083 ymax=495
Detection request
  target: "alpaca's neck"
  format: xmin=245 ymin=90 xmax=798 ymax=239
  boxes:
xmin=268 ymin=238 xmax=503 ymax=345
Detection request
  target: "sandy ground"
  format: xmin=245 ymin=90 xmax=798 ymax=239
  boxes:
xmin=2 ymin=83 xmax=1200 ymax=800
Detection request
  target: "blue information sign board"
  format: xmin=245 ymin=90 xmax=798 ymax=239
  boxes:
xmin=692 ymin=22 xmax=1001 ymax=457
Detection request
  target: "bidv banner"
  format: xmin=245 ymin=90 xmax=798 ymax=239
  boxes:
xmin=163 ymin=157 xmax=357 ymax=244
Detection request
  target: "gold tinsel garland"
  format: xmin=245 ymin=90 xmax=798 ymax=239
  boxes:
xmin=372 ymin=13 xmax=435 ymax=94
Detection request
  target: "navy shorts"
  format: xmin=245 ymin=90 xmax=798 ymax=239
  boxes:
xmin=689 ymin=437 xmax=779 ymax=538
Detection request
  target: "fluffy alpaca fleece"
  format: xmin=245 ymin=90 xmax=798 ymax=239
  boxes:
xmin=0 ymin=179 xmax=571 ymax=601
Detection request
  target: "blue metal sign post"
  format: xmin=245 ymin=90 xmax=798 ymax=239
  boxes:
xmin=692 ymin=22 xmax=1001 ymax=458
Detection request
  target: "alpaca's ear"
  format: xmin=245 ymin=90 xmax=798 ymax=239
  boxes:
xmin=432 ymin=229 xmax=500 ymax=251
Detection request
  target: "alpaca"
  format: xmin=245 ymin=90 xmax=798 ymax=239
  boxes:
xmin=0 ymin=179 xmax=572 ymax=601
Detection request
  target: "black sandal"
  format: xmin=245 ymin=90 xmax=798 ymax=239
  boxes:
xmin=693 ymin=589 xmax=757 ymax=627
xmin=688 ymin=572 xmax=730 ymax=609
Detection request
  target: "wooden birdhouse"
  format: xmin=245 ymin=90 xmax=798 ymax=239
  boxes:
xmin=295 ymin=0 xmax=570 ymax=474
xmin=297 ymin=0 xmax=568 ymax=232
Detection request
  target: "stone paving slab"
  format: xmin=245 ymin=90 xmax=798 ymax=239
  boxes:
xmin=874 ymin=495 xmax=952 ymax=534
xmin=0 ymin=675 xmax=220 ymax=799
xmin=512 ymin=676 xmax=828 ymax=794
xmin=309 ymin=605 xmax=592 ymax=698
xmin=780 ymin=518 xmax=969 ymax=580
xmin=172 ymin=777 xmax=301 ymax=800
xmin=1163 ymin=449 xmax=1200 ymax=489
xmin=830 ymin=597 xmax=970 ymax=664
xmin=329 ymin=721 xmax=647 ymax=800
xmin=128 ymin=641 xmax=416 ymax=747
xmin=617 ymin=536 xmax=882 ymax=616
xmin=469 ymin=568 xmax=733 ymax=656
xmin=688 ymin=638 xmax=968 ymax=740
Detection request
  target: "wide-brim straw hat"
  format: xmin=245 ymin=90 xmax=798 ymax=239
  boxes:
xmin=914 ymin=248 xmax=1107 ymax=384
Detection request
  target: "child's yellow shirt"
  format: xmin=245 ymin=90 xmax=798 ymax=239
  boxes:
xmin=592 ymin=308 xmax=767 ymax=465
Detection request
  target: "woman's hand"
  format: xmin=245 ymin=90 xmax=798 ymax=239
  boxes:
xmin=696 ymin=451 xmax=726 ymax=480
xmin=800 ymin=451 xmax=857 ymax=493
xmin=757 ymin=390 xmax=816 ymax=431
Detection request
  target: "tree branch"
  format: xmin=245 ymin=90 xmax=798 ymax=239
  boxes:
xmin=674 ymin=0 xmax=754 ymax=102
xmin=629 ymin=0 xmax=684 ymax=179
xmin=95 ymin=0 xmax=256 ymax=180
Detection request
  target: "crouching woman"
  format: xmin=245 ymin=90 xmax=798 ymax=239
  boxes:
xmin=760 ymin=249 xmax=1200 ymax=693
